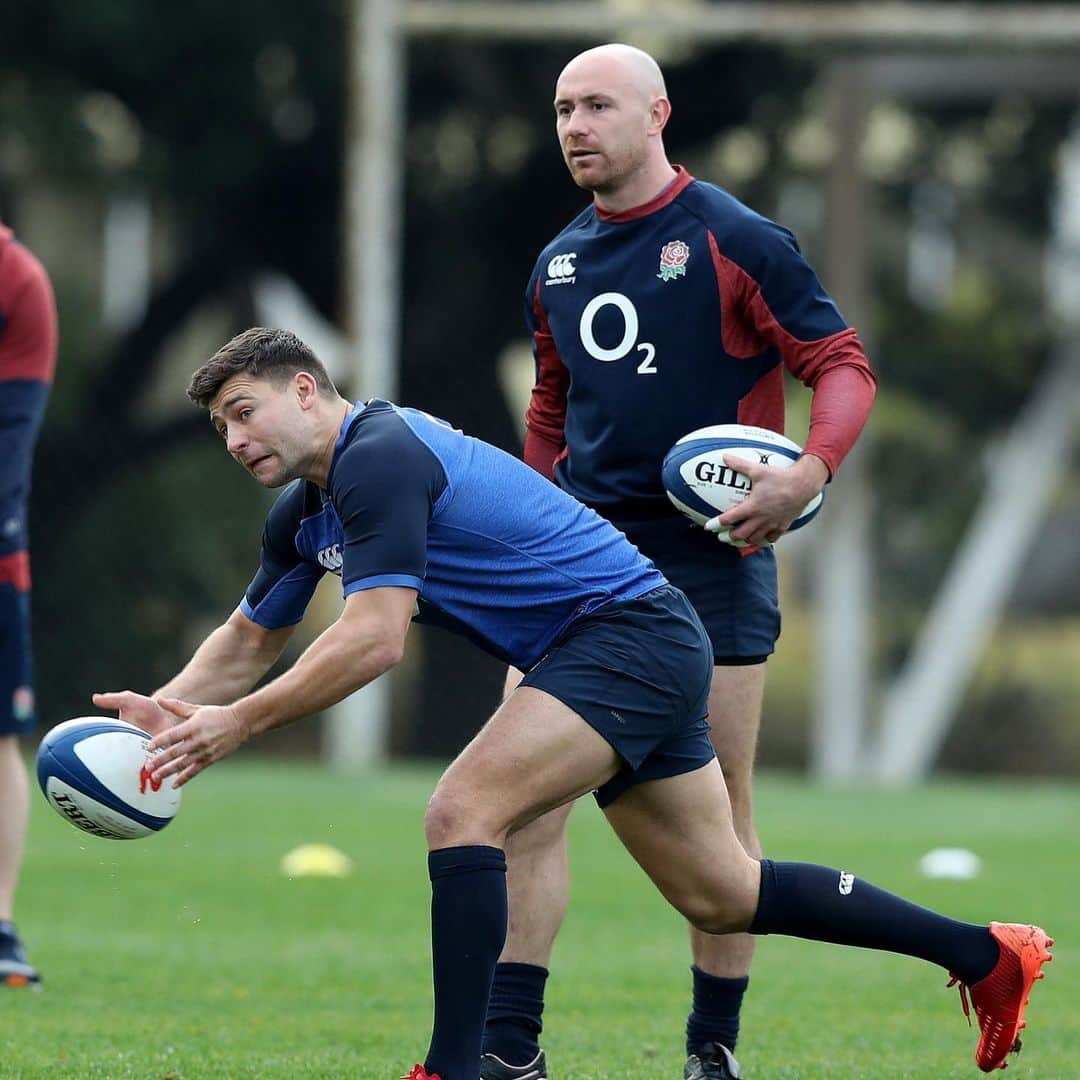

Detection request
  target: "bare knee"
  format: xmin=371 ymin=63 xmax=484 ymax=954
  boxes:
xmin=680 ymin=893 xmax=752 ymax=935
xmin=425 ymin=783 xmax=503 ymax=851
xmin=681 ymin=868 xmax=760 ymax=934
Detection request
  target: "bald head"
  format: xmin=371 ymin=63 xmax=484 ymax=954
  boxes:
xmin=557 ymin=43 xmax=667 ymax=104
xmin=552 ymin=43 xmax=676 ymax=212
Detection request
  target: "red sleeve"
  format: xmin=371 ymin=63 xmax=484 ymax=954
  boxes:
xmin=707 ymin=233 xmax=876 ymax=477
xmin=802 ymin=357 xmax=877 ymax=477
xmin=522 ymin=276 xmax=568 ymax=480
xmin=0 ymin=241 xmax=58 ymax=383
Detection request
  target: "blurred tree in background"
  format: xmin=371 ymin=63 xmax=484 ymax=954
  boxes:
xmin=1 ymin=5 xmax=1075 ymax=768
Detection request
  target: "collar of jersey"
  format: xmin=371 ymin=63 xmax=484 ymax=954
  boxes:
xmin=336 ymin=399 xmax=369 ymax=452
xmin=323 ymin=400 xmax=373 ymax=494
xmin=594 ymin=164 xmax=694 ymax=223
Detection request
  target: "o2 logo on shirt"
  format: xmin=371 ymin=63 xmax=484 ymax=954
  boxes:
xmin=578 ymin=292 xmax=657 ymax=375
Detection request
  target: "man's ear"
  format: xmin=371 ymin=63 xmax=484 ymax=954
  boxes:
xmin=294 ymin=371 xmax=319 ymax=408
xmin=649 ymin=95 xmax=671 ymax=135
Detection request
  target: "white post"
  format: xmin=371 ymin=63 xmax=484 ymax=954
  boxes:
xmin=102 ymin=193 xmax=151 ymax=331
xmin=869 ymin=346 xmax=1080 ymax=783
xmin=870 ymin=113 xmax=1080 ymax=783
xmin=810 ymin=64 xmax=875 ymax=781
xmin=325 ymin=0 xmax=406 ymax=768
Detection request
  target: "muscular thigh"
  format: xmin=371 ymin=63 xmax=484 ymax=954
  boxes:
xmin=433 ymin=686 xmax=622 ymax=843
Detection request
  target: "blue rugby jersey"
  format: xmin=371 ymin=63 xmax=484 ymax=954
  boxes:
xmin=523 ymin=167 xmax=876 ymax=515
xmin=240 ymin=401 xmax=665 ymax=670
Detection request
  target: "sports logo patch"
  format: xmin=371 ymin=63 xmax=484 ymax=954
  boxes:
xmin=546 ymin=252 xmax=577 ymax=286
xmin=657 ymin=240 xmax=690 ymax=281
xmin=317 ymin=544 xmax=343 ymax=574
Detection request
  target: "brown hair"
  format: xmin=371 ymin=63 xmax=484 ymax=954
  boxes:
xmin=187 ymin=327 xmax=337 ymax=407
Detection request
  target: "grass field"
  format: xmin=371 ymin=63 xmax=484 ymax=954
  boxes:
xmin=5 ymin=762 xmax=1077 ymax=1079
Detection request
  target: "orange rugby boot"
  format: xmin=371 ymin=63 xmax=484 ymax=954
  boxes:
xmin=948 ymin=922 xmax=1053 ymax=1072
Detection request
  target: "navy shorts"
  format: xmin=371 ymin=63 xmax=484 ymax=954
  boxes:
xmin=0 ymin=581 xmax=35 ymax=736
xmin=521 ymin=584 xmax=715 ymax=808
xmin=612 ymin=514 xmax=779 ymax=663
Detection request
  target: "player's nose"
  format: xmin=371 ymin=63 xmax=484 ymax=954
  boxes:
xmin=226 ymin=428 xmax=248 ymax=455
xmin=564 ymin=106 xmax=589 ymax=136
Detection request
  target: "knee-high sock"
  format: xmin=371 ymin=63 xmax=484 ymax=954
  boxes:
xmin=424 ymin=845 xmax=508 ymax=1080
xmin=750 ymin=860 xmax=999 ymax=985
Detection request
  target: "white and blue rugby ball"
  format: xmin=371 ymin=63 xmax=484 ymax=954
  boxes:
xmin=36 ymin=717 xmax=182 ymax=839
xmin=662 ymin=424 xmax=824 ymax=546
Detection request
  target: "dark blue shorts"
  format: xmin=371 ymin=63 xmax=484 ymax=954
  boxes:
xmin=611 ymin=514 xmax=779 ymax=663
xmin=521 ymin=584 xmax=715 ymax=808
xmin=0 ymin=583 xmax=35 ymax=736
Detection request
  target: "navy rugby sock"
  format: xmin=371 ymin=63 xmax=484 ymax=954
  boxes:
xmin=749 ymin=859 xmax=1000 ymax=985
xmin=482 ymin=961 xmax=548 ymax=1065
xmin=424 ymin=845 xmax=508 ymax=1080
xmin=686 ymin=966 xmax=748 ymax=1054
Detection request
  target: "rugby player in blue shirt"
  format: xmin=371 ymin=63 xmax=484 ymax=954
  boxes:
xmin=0 ymin=221 xmax=57 ymax=990
xmin=486 ymin=43 xmax=878 ymax=1080
xmin=94 ymin=329 xmax=1050 ymax=1080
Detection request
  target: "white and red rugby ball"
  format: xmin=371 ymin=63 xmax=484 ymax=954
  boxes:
xmin=36 ymin=717 xmax=181 ymax=839
xmin=662 ymin=424 xmax=824 ymax=546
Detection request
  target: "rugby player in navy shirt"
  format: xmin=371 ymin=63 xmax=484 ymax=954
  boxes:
xmin=0 ymin=221 xmax=56 ymax=989
xmin=93 ymin=329 xmax=1050 ymax=1079
xmin=485 ymin=43 xmax=877 ymax=1080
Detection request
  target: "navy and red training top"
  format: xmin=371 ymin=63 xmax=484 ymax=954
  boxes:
xmin=0 ymin=223 xmax=57 ymax=592
xmin=523 ymin=166 xmax=876 ymax=517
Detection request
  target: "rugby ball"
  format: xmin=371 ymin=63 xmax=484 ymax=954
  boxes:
xmin=36 ymin=717 xmax=182 ymax=839
xmin=662 ymin=424 xmax=824 ymax=545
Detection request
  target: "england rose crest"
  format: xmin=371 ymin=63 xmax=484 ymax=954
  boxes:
xmin=658 ymin=240 xmax=690 ymax=281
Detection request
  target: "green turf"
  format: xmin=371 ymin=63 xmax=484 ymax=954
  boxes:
xmin=6 ymin=763 xmax=1077 ymax=1079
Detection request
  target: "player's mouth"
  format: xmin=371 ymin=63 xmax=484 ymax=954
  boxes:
xmin=568 ymin=148 xmax=599 ymax=162
xmin=245 ymin=453 xmax=273 ymax=473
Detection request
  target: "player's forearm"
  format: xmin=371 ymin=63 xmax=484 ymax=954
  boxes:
xmin=230 ymin=617 xmax=403 ymax=738
xmin=155 ymin=619 xmax=283 ymax=705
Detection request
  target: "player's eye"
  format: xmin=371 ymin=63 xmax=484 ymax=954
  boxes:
xmin=239 ymin=408 xmax=253 ymax=421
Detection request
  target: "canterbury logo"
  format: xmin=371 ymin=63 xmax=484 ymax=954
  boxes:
xmin=838 ymin=871 xmax=855 ymax=895
xmin=317 ymin=544 xmax=343 ymax=574
xmin=546 ymin=252 xmax=577 ymax=284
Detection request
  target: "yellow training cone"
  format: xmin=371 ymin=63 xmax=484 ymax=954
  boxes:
xmin=280 ymin=843 xmax=355 ymax=878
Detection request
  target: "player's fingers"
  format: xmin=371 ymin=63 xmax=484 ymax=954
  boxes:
xmin=728 ymin=517 xmax=773 ymax=545
xmin=171 ymin=759 xmax=205 ymax=788
xmin=722 ymin=452 xmax=759 ymax=476
xmin=157 ymin=697 xmax=198 ymax=720
xmin=713 ymin=502 xmax=752 ymax=527
xmin=91 ymin=690 xmax=136 ymax=709
xmin=147 ymin=719 xmax=194 ymax=755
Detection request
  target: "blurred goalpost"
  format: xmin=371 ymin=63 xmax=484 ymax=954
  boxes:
xmin=332 ymin=0 xmax=1080 ymax=783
